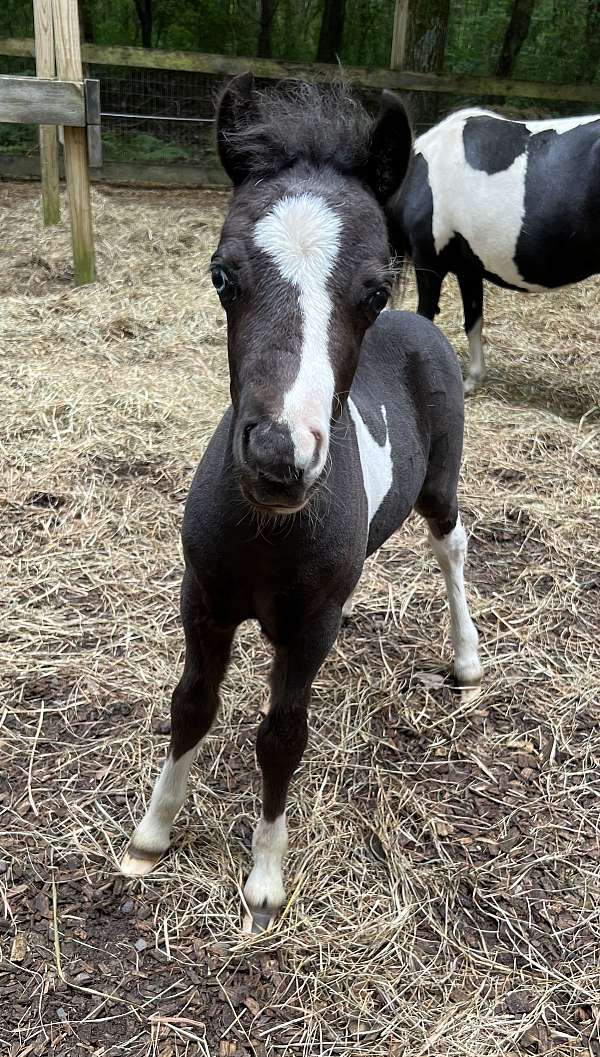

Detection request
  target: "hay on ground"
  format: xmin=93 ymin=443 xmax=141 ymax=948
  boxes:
xmin=0 ymin=182 xmax=599 ymax=1056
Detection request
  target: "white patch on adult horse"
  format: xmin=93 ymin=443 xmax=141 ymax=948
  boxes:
xmin=416 ymin=109 xmax=600 ymax=291
xmin=417 ymin=113 xmax=537 ymax=289
xmin=524 ymin=114 xmax=599 ymax=134
xmin=243 ymin=813 xmax=288 ymax=912
xmin=254 ymin=193 xmax=341 ymax=477
xmin=347 ymin=399 xmax=393 ymax=526
xmin=464 ymin=316 xmax=486 ymax=394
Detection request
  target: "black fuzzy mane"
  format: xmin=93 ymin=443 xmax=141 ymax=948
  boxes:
xmin=222 ymin=81 xmax=373 ymax=180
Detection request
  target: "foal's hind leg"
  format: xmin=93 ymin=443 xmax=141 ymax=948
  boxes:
xmin=417 ymin=492 xmax=482 ymax=691
xmin=243 ymin=608 xmax=341 ymax=932
xmin=121 ymin=574 xmax=234 ymax=877
xmin=426 ymin=514 xmax=482 ymax=691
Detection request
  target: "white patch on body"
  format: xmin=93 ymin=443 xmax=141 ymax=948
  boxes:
xmin=130 ymin=747 xmax=196 ymax=853
xmin=254 ymin=193 xmax=341 ymax=479
xmin=415 ymin=108 xmax=599 ymax=292
xmin=347 ymin=399 xmax=393 ymax=527
xmin=427 ymin=517 xmax=482 ymax=687
xmin=244 ymin=813 xmax=288 ymax=910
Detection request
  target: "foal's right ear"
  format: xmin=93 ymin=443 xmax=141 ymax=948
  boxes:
xmin=217 ymin=72 xmax=258 ymax=186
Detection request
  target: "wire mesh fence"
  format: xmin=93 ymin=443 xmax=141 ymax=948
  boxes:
xmin=0 ymin=57 xmax=223 ymax=166
xmin=88 ymin=64 xmax=220 ymax=164
xmin=0 ymin=42 xmax=596 ymax=178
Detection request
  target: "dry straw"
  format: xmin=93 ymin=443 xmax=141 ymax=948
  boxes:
xmin=1 ymin=182 xmax=599 ymax=1056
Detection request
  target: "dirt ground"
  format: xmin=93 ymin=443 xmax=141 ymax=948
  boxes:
xmin=1 ymin=182 xmax=599 ymax=1057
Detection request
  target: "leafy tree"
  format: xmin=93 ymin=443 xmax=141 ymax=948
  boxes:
xmin=133 ymin=0 xmax=153 ymax=47
xmin=402 ymin=0 xmax=451 ymax=129
xmin=581 ymin=0 xmax=600 ymax=81
xmin=257 ymin=0 xmax=276 ymax=57
xmin=316 ymin=0 xmax=346 ymax=62
xmin=495 ymin=0 xmax=536 ymax=77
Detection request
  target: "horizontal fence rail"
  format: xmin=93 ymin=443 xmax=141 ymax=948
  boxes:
xmin=1 ymin=37 xmax=600 ymax=105
xmin=0 ymin=73 xmax=85 ymax=125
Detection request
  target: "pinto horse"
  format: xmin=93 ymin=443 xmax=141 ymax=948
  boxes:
xmin=121 ymin=76 xmax=482 ymax=930
xmin=386 ymin=107 xmax=600 ymax=391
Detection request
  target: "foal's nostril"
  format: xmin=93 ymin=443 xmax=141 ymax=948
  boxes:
xmin=243 ymin=422 xmax=257 ymax=450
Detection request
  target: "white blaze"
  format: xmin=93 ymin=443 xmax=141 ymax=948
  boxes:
xmin=254 ymin=193 xmax=342 ymax=475
xmin=348 ymin=399 xmax=393 ymax=526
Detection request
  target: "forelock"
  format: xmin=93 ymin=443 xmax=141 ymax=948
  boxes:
xmin=221 ymin=81 xmax=373 ymax=182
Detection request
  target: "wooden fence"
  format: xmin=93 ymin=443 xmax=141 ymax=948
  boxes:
xmin=1 ymin=34 xmax=598 ymax=190
xmin=2 ymin=36 xmax=600 ymax=104
xmin=0 ymin=3 xmax=96 ymax=282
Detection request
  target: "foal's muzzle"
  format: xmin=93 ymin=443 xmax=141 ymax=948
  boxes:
xmin=237 ymin=419 xmax=322 ymax=514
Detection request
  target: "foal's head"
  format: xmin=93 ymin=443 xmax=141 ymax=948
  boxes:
xmin=212 ymin=75 xmax=411 ymax=514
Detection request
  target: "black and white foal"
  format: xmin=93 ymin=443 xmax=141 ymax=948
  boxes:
xmin=121 ymin=77 xmax=482 ymax=929
xmin=387 ymin=107 xmax=600 ymax=391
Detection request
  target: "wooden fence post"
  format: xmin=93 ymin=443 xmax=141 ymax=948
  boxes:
xmin=51 ymin=0 xmax=95 ymax=284
xmin=391 ymin=0 xmax=409 ymax=69
xmin=33 ymin=0 xmax=60 ymax=225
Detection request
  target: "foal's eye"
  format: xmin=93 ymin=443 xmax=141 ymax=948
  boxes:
xmin=367 ymin=288 xmax=389 ymax=314
xmin=211 ymin=265 xmax=230 ymax=296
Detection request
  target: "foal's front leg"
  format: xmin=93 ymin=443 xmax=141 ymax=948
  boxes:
xmin=243 ymin=608 xmax=341 ymax=932
xmin=121 ymin=577 xmax=234 ymax=876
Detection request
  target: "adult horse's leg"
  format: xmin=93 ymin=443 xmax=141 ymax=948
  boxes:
xmin=457 ymin=269 xmax=486 ymax=394
xmin=121 ymin=573 xmax=234 ymax=876
xmin=243 ymin=608 xmax=341 ymax=932
xmin=415 ymin=264 xmax=444 ymax=321
xmin=417 ymin=492 xmax=482 ymax=693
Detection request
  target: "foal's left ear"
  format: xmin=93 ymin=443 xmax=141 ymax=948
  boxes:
xmin=217 ymin=72 xmax=258 ymax=186
xmin=363 ymin=91 xmax=413 ymax=203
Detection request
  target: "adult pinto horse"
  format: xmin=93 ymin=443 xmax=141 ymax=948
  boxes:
xmin=387 ymin=107 xmax=600 ymax=392
xmin=121 ymin=76 xmax=482 ymax=930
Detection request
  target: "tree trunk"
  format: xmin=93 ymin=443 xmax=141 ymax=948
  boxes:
xmin=258 ymin=0 xmax=275 ymax=58
xmin=580 ymin=0 xmax=600 ymax=82
xmin=402 ymin=0 xmax=451 ymax=132
xmin=495 ymin=0 xmax=536 ymax=78
xmin=133 ymin=0 xmax=153 ymax=49
xmin=316 ymin=0 xmax=346 ymax=64
xmin=78 ymin=0 xmax=94 ymax=43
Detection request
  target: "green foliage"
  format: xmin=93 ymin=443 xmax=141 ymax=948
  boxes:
xmin=0 ymin=124 xmax=38 ymax=155
xmin=101 ymin=129 xmax=198 ymax=161
xmin=0 ymin=0 xmax=597 ymax=83
xmin=445 ymin=0 xmax=598 ymax=83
